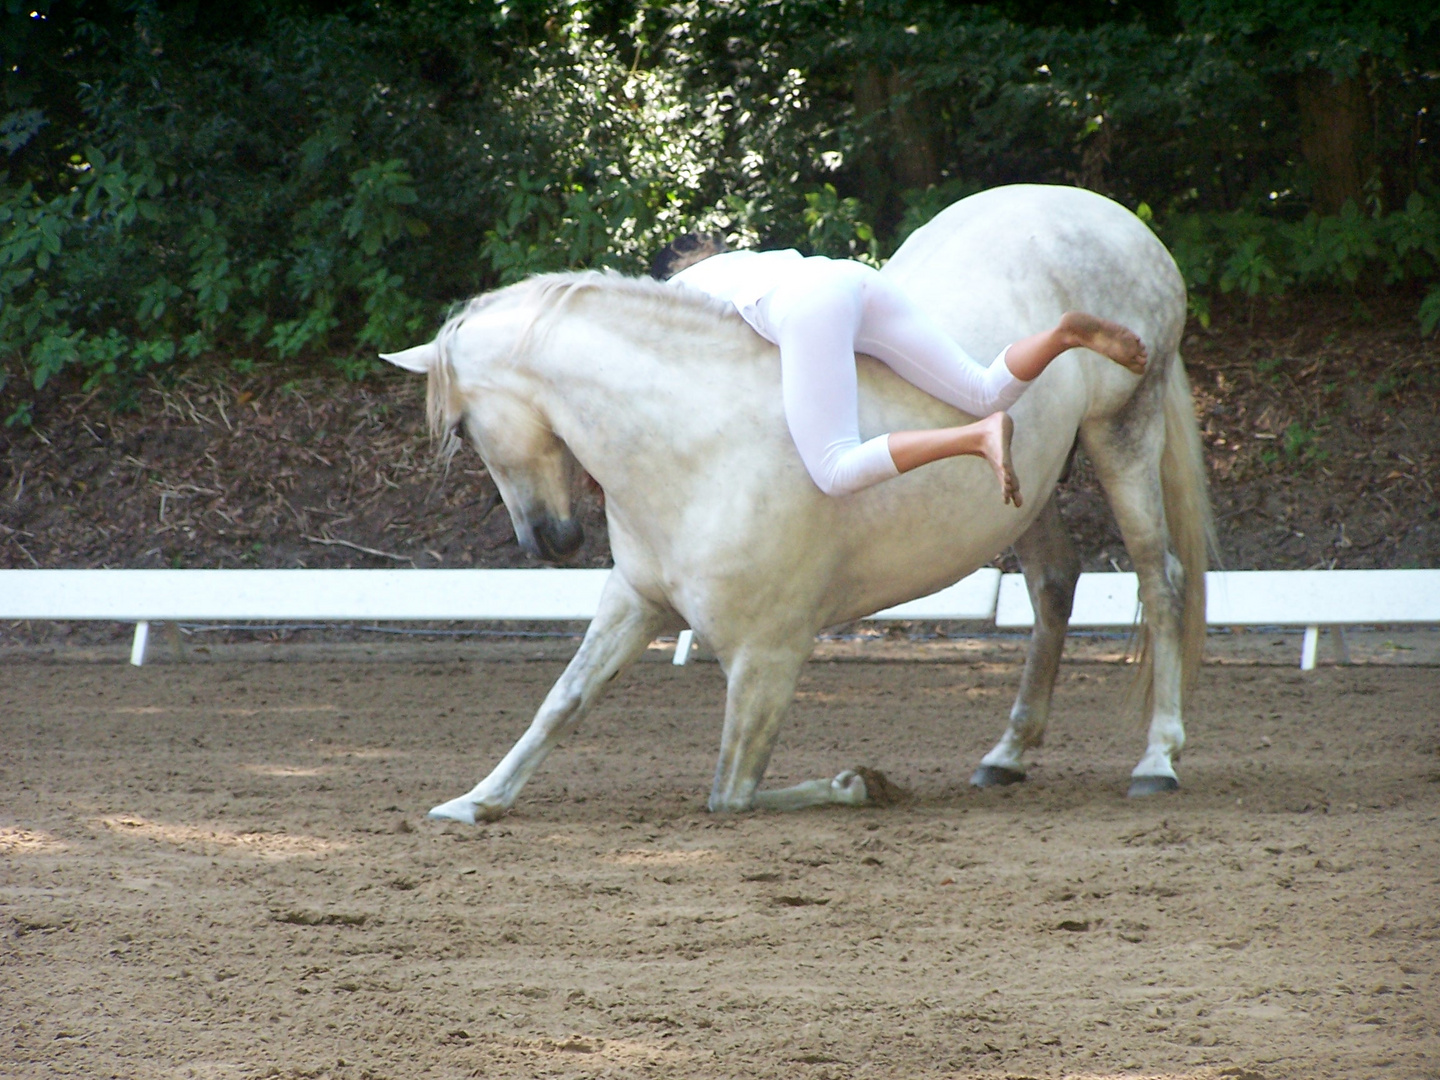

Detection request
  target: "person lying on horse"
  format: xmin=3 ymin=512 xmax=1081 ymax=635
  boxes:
xmin=651 ymin=232 xmax=1148 ymax=507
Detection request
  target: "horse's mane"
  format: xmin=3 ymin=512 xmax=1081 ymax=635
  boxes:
xmin=426 ymin=269 xmax=749 ymax=461
xmin=456 ymin=269 xmax=741 ymax=338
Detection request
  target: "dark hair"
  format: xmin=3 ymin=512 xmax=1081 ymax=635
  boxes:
xmin=649 ymin=231 xmax=729 ymax=280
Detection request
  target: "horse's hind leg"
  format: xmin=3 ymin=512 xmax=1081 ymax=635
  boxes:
xmin=973 ymin=497 xmax=1079 ymax=788
xmin=428 ymin=574 xmax=671 ymax=824
xmin=1083 ymin=416 xmax=1187 ymax=796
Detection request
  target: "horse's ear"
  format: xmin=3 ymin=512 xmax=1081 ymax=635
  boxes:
xmin=379 ymin=342 xmax=438 ymax=373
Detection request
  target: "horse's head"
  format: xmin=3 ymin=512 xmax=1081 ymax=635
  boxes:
xmin=456 ymin=385 xmax=585 ymax=563
xmin=381 ymin=306 xmax=586 ymax=564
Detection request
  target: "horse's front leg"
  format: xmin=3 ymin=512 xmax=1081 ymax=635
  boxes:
xmin=706 ymin=638 xmax=822 ymax=812
xmin=706 ymin=636 xmax=893 ymax=813
xmin=973 ymin=497 xmax=1079 ymax=788
xmin=428 ymin=574 xmax=670 ymax=823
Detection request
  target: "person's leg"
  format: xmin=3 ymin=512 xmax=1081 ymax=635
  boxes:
xmin=888 ymin=412 xmax=1020 ymax=506
xmin=763 ymin=262 xmax=899 ymax=497
xmin=853 ymin=270 xmax=1147 ymax=408
xmin=853 ymin=268 xmax=1028 ymax=415
xmin=1002 ymin=311 xmax=1147 ymax=380
xmin=763 ymin=258 xmax=1021 ymax=501
xmin=764 ymin=260 xmax=1144 ymax=502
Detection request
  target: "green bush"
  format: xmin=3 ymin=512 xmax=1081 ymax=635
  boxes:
xmin=1145 ymin=194 xmax=1440 ymax=331
xmin=0 ymin=3 xmax=842 ymax=420
xmin=1 ymin=1 xmax=1436 ymax=425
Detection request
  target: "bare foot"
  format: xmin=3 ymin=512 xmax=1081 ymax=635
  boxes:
xmin=977 ymin=411 xmax=1021 ymax=508
xmin=1059 ymin=311 xmax=1148 ymax=374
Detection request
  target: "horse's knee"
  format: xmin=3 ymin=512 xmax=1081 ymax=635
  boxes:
xmin=707 ymin=790 xmax=755 ymax=814
xmin=709 ymin=764 xmax=765 ymax=813
xmin=1138 ymin=551 xmax=1185 ymax=624
xmin=1032 ymin=574 xmax=1076 ymax=627
xmin=1014 ymin=499 xmax=1079 ymax=626
xmin=536 ymin=688 xmax=587 ymax=738
xmin=1164 ymin=550 xmax=1185 ymax=593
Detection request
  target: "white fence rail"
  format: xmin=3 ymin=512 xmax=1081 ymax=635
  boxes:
xmin=994 ymin=569 xmax=1440 ymax=669
xmin=3 ymin=567 xmax=1437 ymax=670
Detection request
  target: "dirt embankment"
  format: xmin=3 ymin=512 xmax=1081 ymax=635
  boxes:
xmin=2 ymin=293 xmax=1436 ymax=580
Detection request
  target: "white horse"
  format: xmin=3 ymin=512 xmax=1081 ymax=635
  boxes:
xmin=382 ymin=184 xmax=1215 ymax=822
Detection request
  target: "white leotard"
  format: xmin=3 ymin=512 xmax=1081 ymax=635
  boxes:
xmin=667 ymin=248 xmax=805 ymax=337
xmin=670 ymin=250 xmax=1027 ymax=496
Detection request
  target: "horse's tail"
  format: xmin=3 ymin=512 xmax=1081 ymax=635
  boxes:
xmin=1128 ymin=355 xmax=1217 ymax=714
xmin=1162 ymin=355 xmax=1218 ymax=697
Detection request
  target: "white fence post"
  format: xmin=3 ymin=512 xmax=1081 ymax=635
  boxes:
xmin=1299 ymin=625 xmax=1319 ymax=671
xmin=129 ymin=621 xmax=150 ymax=667
xmin=672 ymin=629 xmax=694 ymax=666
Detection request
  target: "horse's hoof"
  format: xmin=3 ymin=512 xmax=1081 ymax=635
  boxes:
xmin=970 ymin=764 xmax=1026 ymax=788
xmin=831 ymin=770 xmax=869 ymax=806
xmin=848 ymin=766 xmax=910 ymax=806
xmin=1127 ymin=775 xmax=1180 ymax=798
xmin=427 ymin=796 xmax=479 ymax=824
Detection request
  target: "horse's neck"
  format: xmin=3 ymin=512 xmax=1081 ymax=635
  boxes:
xmin=533 ymin=291 xmax=765 ymax=416
xmin=513 ymin=290 xmax=780 ymax=498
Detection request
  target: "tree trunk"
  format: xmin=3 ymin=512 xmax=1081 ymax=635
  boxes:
xmin=881 ymin=71 xmax=940 ymax=192
xmin=852 ymin=67 xmax=941 ymax=228
xmin=1296 ymin=70 xmax=1373 ymax=214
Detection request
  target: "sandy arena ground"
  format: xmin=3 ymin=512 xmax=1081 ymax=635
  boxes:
xmin=2 ymin=643 xmax=1438 ymax=1079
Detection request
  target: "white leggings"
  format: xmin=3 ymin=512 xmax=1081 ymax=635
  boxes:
xmin=753 ymin=258 xmax=1027 ymax=496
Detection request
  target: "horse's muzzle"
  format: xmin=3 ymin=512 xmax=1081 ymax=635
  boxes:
xmin=532 ymin=516 xmax=584 ymax=563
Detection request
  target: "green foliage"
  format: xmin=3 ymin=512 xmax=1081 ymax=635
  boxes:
xmin=0 ymin=1 xmax=1436 ymax=421
xmin=1280 ymin=421 xmax=1323 ymax=464
xmin=1154 ymin=195 xmax=1440 ymax=329
xmin=1 ymin=9 xmax=447 ymax=414
xmin=1419 ymin=287 xmax=1440 ymax=338
xmin=0 ymin=2 xmax=846 ymax=419
xmin=894 ymin=180 xmax=984 ymax=247
xmin=802 ymin=185 xmax=879 ymax=265
xmin=1178 ymin=0 xmax=1438 ymax=77
xmin=1254 ymin=356 xmax=1285 ymax=382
